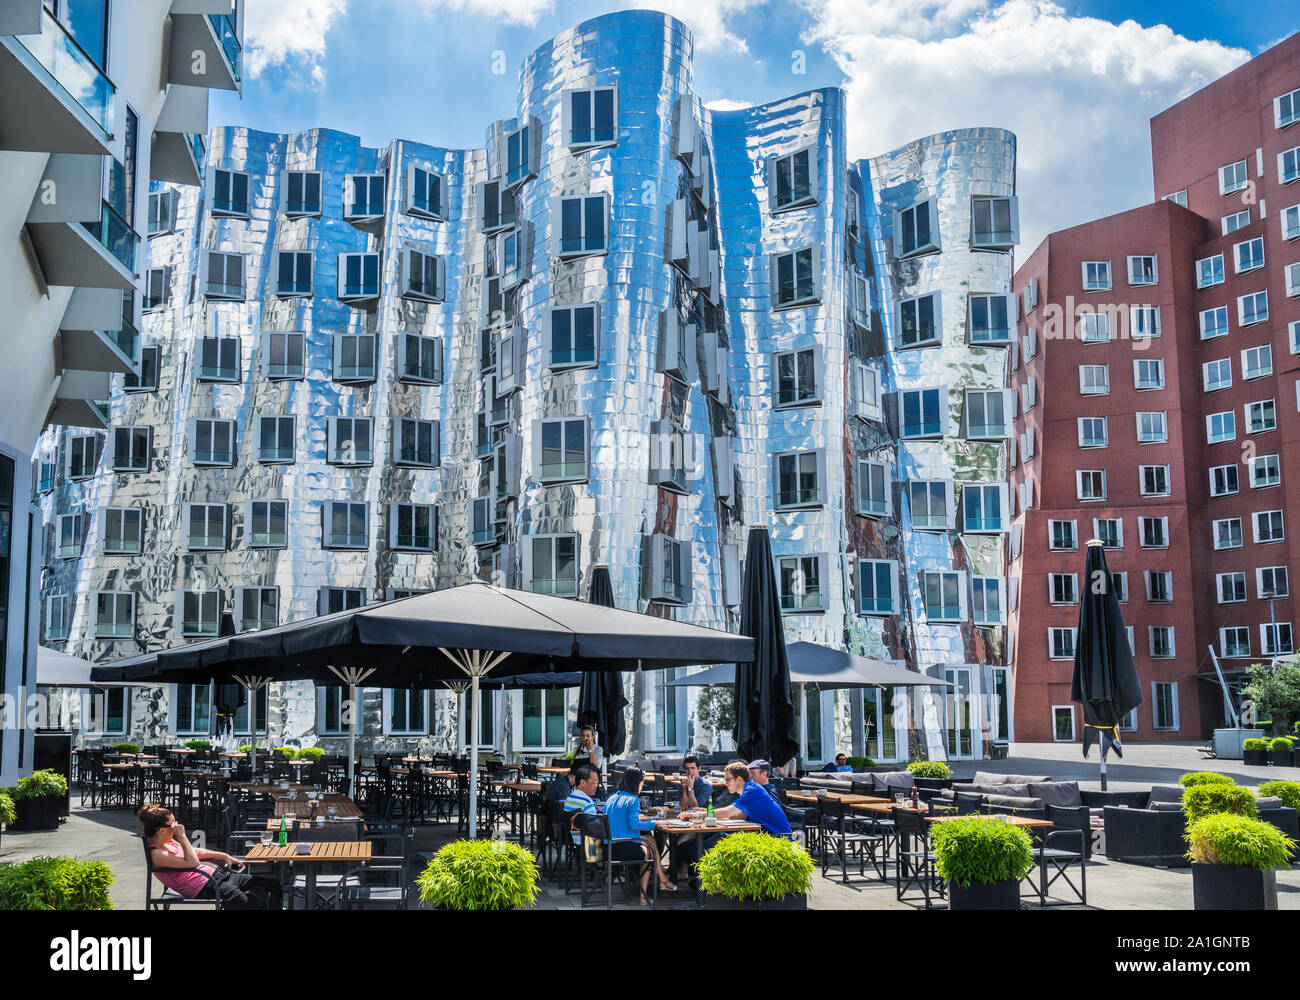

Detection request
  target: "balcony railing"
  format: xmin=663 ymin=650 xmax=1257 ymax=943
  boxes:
xmin=207 ymin=13 xmax=242 ymax=83
xmin=106 ymin=313 xmax=138 ymax=362
xmin=188 ymin=131 xmax=206 ymax=180
xmin=14 ymin=6 xmax=116 ymax=138
xmin=80 ymin=201 xmax=140 ymax=275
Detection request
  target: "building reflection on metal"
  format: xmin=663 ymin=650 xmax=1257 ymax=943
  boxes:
xmin=35 ymin=10 xmax=1015 ymax=761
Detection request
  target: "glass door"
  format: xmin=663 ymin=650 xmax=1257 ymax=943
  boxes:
xmin=944 ymin=667 xmax=976 ymax=759
xmin=864 ymin=687 xmax=902 ymax=763
xmin=793 ymin=688 xmax=824 ymax=765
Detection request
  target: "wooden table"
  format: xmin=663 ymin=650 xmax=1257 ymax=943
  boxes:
xmin=231 ymin=782 xmax=310 ymax=795
xmin=244 ymin=841 xmax=371 ymax=910
xmin=102 ymin=762 xmax=160 ymax=809
xmin=491 ymin=780 xmax=543 ymax=840
xmin=265 ymin=815 xmax=364 ymax=830
xmin=852 ymin=801 xmax=930 ymax=815
xmin=537 ymin=766 xmax=569 ymax=776
xmin=787 ymin=791 xmax=888 ymax=806
xmin=166 ymin=748 xmax=197 ymax=755
xmin=272 ymin=795 xmax=361 ymax=820
xmin=653 ymin=819 xmax=763 ymax=905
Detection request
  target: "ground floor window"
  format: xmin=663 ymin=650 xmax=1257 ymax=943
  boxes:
xmin=319 ymin=686 xmax=348 ymax=735
xmin=1152 ymin=681 xmax=1179 ymax=731
xmin=173 ymin=683 xmax=212 ymax=735
xmin=385 ymin=689 xmax=428 ymax=735
xmin=521 ymin=689 xmax=566 ymax=750
xmin=1052 ymin=705 xmax=1075 ymax=742
xmin=864 ymin=687 xmax=902 ymax=762
xmin=87 ymin=688 xmax=127 ymax=736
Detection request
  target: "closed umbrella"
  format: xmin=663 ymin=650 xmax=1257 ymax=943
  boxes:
xmin=733 ymin=527 xmax=798 ymax=769
xmin=576 ymin=565 xmax=627 ymax=764
xmin=1071 ymin=540 xmax=1143 ymax=789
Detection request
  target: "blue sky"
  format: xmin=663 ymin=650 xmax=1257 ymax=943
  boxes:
xmin=213 ymin=1 xmax=1293 ymax=251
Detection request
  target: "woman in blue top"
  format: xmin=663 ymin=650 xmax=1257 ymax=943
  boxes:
xmin=605 ymin=767 xmax=677 ymax=905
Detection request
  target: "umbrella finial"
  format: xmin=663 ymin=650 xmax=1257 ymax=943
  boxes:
xmin=1086 ymin=539 xmax=1105 ymax=547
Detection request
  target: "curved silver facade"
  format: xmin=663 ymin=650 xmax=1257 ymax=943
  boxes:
xmin=36 ymin=10 xmax=1016 ymax=762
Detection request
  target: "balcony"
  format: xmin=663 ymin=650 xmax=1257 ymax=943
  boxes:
xmin=58 ymin=288 xmax=139 ymax=376
xmin=152 ymin=84 xmax=208 ymax=186
xmin=168 ymin=4 xmax=241 ymax=92
xmin=0 ymin=3 xmax=116 ymax=154
xmin=48 ymin=371 xmax=112 ymax=430
xmin=30 ymin=189 xmax=139 ymax=290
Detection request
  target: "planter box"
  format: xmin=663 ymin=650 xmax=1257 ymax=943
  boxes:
xmin=1192 ymin=863 xmax=1277 ymax=910
xmin=1243 ymin=749 xmax=1269 ymax=767
xmin=11 ymin=795 xmax=62 ymax=832
xmin=702 ymin=893 xmax=808 ymax=910
xmin=947 ymin=880 xmax=1022 ymax=910
xmin=1269 ymin=750 xmax=1295 ymax=767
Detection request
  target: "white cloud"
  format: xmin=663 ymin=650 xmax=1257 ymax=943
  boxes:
xmin=244 ymin=0 xmax=348 ymax=84
xmin=411 ymin=0 xmax=555 ymax=26
xmin=705 ymin=98 xmax=755 ymax=111
xmin=628 ymin=0 xmax=765 ymax=52
xmin=799 ymin=0 xmax=1250 ymax=253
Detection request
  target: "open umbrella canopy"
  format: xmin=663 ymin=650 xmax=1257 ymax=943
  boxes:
xmin=576 ymin=566 xmax=628 ymax=757
xmin=667 ymin=643 xmax=956 ymax=689
xmin=1071 ymin=541 xmax=1143 ymax=763
xmin=37 ymin=647 xmax=153 ymax=689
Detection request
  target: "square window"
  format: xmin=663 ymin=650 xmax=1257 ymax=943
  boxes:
xmin=205 ymin=251 xmax=244 ymax=299
xmin=901 ymin=388 xmax=947 ymax=438
xmin=1081 ymin=260 xmax=1111 ymax=291
xmin=1049 ymin=520 xmax=1077 ymax=551
xmin=1283 ymin=204 xmax=1300 ymax=241
xmin=774 ymin=450 xmax=823 ymax=509
xmin=1150 ymin=629 xmax=1175 ymax=660
xmin=322 ymin=501 xmax=368 ymax=549
xmin=1049 ymin=573 xmax=1078 ymax=605
xmin=247 ymin=500 xmax=288 ymax=548
xmin=1221 ymin=627 xmax=1251 ymax=658
xmin=1213 ymin=517 xmax=1243 ymax=550
xmin=1243 ymin=344 xmax=1274 ymax=380
xmin=124 ymin=347 xmax=159 ymax=392
xmin=1146 ymin=571 xmax=1173 ymax=603
xmin=238 ymin=587 xmax=279 ymax=632
xmin=148 ymin=189 xmax=177 ymax=235
xmin=1251 ymin=454 xmax=1281 ymax=488
xmin=1077 ymin=417 xmax=1107 ymax=448
xmin=778 ymin=554 xmax=825 ymax=613
xmin=1139 ymin=516 xmax=1169 ymax=549
xmin=547 ymin=304 xmax=598 ymax=369
xmin=1128 ymin=254 xmax=1157 ymax=285
xmin=896 ymin=199 xmax=939 ymax=257
xmin=856 ymin=461 xmax=890 ymax=518
xmin=969 ymin=294 xmax=1013 ymax=344
xmin=1263 ymin=623 xmax=1294 ymax=656
xmin=1200 ymin=306 xmax=1229 ymax=340
xmin=180 ymin=588 xmax=220 ymax=637
xmin=198 ymin=336 xmax=239 ymax=381
xmin=1234 ymin=237 xmax=1265 ymax=273
xmin=333 ymin=333 xmax=376 ymax=383
xmin=1196 ymin=254 xmax=1225 ymax=288
xmin=389 ymin=502 xmax=437 ymax=551
xmin=769 ymin=147 xmax=817 ymax=212
xmin=344 ymin=174 xmax=385 ymax=219
xmin=1258 ymin=566 xmax=1290 ymax=599
xmin=338 ymin=252 xmax=381 ymax=301
xmin=319 ymin=587 xmax=366 ymax=615
xmin=401 ymin=249 xmax=444 ymax=302
xmin=1079 ymin=364 xmax=1109 ymax=395
xmin=971 ymin=577 xmax=1006 ymax=625
xmin=1222 ymin=210 xmax=1250 ymax=235
xmin=771 ymin=247 xmax=819 ymax=308
xmin=1209 ymin=464 xmax=1239 ymax=497
xmin=1203 ymin=358 xmax=1232 ymax=392
xmin=922 ymin=571 xmax=965 ymax=622
xmin=56 ymin=513 xmax=84 ymax=559
xmin=1238 ymin=291 xmax=1269 ymax=326
xmin=1246 ymin=398 xmax=1277 ymax=434
xmin=393 ymin=418 xmax=439 ymax=468
xmin=212 ymin=168 xmax=250 ymax=217
xmin=405 ymin=165 xmax=444 ymax=220
xmin=899 ymin=293 xmax=941 ymax=348
xmin=858 ymin=560 xmax=897 ymax=615
xmin=1049 ymin=630 xmax=1076 ymax=661
xmin=1076 ymin=470 xmax=1106 ymax=501
xmin=1140 ymin=465 xmax=1169 ymax=496
xmin=327 ymin=417 xmax=373 ymax=465
xmin=258 ymin=415 xmax=295 ymax=463
xmin=525 ymin=534 xmax=579 ymax=598
xmin=186 ymin=503 xmax=226 ymax=550
xmin=1130 ymin=306 xmax=1160 ymax=339
xmin=971 ymin=196 xmax=1017 ymax=249
xmin=283 ymin=170 xmax=322 ymax=217
xmin=537 ymin=417 xmax=588 ymax=483
xmin=773 ymin=348 xmax=821 ymax=406
xmin=263 ymin=332 xmax=304 ymax=380
xmin=111 ymin=426 xmax=150 ymax=472
xmin=1206 ymin=411 xmax=1236 ymax=444
xmin=478 ymin=179 xmax=517 ymax=234
xmin=910 ymin=480 xmax=953 ymax=530
xmin=1136 ymin=411 xmax=1167 ymax=443
xmin=966 ymin=389 xmax=1009 ymax=439
xmin=1219 ymin=159 xmax=1248 ymax=195
xmin=275 ymin=250 xmax=313 ymax=296
xmin=1217 ymin=572 xmax=1247 ymax=604
xmin=94 ymin=591 xmax=135 ymax=639
xmin=1281 ymin=146 xmax=1300 ymax=185
xmin=1253 ymin=509 xmax=1285 ymax=544
xmin=962 ymin=483 xmax=1007 ymax=533
xmin=554 ymin=194 xmax=609 ymax=257
xmin=565 ymin=86 xmax=618 ymax=148
xmin=191 ymin=418 xmax=235 ymax=466
xmin=1133 ymin=359 xmax=1164 ymax=390
xmin=1078 ymin=311 xmax=1111 ymax=343
xmin=1277 ymin=89 xmax=1300 ymax=129
xmin=1093 ymin=518 xmax=1122 ymax=548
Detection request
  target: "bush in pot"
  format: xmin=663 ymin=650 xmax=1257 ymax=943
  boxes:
xmin=697 ymin=832 xmax=814 ymax=909
xmin=9 ymin=770 xmax=69 ymax=831
xmin=296 ymin=747 xmax=325 ymax=762
xmin=1178 ymin=772 xmax=1235 ymax=789
xmin=0 ymin=790 xmax=14 ymax=850
xmin=1269 ymin=737 xmax=1295 ymax=767
xmin=1186 ymin=813 xmax=1294 ymax=910
xmin=1182 ymin=784 xmax=1258 ymax=828
xmin=846 ymin=756 xmax=875 ymax=769
xmin=416 ymin=840 xmax=539 ymax=910
xmin=1242 ymin=738 xmax=1269 ymax=766
xmin=111 ymin=742 xmax=141 ymax=755
xmin=0 ymin=857 xmax=114 ymax=910
xmin=907 ymin=761 xmax=952 ymax=780
xmin=1257 ymin=780 xmax=1300 ymax=812
xmin=182 ymin=740 xmax=211 ymax=750
xmin=931 ymin=816 xmax=1036 ymax=910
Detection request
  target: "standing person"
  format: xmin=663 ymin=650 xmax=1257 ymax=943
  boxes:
xmin=605 ymin=768 xmax=677 ymax=905
xmin=139 ymin=804 xmax=282 ymax=909
xmin=563 ymin=764 xmax=601 ymax=846
xmin=575 ymin=725 xmax=604 ymax=771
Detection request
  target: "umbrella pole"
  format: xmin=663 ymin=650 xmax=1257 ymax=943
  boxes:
xmin=799 ymin=682 xmax=808 ymax=768
xmin=247 ymin=682 xmax=256 ymax=778
xmin=1099 ymin=751 xmax=1108 ymax=792
xmin=440 ymin=648 xmax=511 ymax=841
xmin=348 ymin=683 xmax=357 ymax=793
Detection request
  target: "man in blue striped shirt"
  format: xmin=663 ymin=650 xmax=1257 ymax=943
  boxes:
xmin=563 ymin=764 xmax=601 ymax=845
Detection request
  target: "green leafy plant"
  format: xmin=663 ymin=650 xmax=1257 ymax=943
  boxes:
xmin=111 ymin=742 xmax=141 ymax=755
xmin=1244 ymin=738 xmax=1269 ymax=750
xmin=695 ymin=686 xmax=736 ymax=734
xmin=1270 ymin=737 xmax=1294 ymax=751
xmin=1186 ymin=813 xmax=1294 ymax=869
xmin=697 ymin=832 xmax=815 ymax=902
xmin=0 ymin=791 xmax=15 ymax=827
xmin=931 ymin=816 xmax=1036 ymax=888
xmin=1258 ymin=780 xmax=1300 ymax=811
xmin=1182 ymin=784 xmax=1258 ymax=827
xmin=10 ymin=770 xmax=68 ymax=801
xmin=183 ymin=740 xmax=211 ymax=750
xmin=1178 ymin=772 xmax=1235 ymax=789
xmin=846 ymin=756 xmax=875 ymax=769
xmin=0 ymin=857 xmax=114 ymax=910
xmin=907 ymin=760 xmax=952 ymax=779
xmin=238 ymin=745 xmax=252 ymax=754
xmin=275 ymin=747 xmax=298 ymax=761
xmin=1243 ymin=662 xmax=1300 ymax=735
xmin=296 ymin=747 xmax=325 ymax=761
xmin=416 ymin=840 xmax=539 ymax=910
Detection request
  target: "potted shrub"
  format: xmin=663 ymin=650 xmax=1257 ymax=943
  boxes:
xmin=1269 ymin=737 xmax=1295 ymax=768
xmin=1258 ymin=780 xmax=1300 ymax=812
xmin=697 ymin=832 xmax=814 ymax=909
xmin=111 ymin=742 xmax=142 ymax=755
xmin=1178 ymin=772 xmax=1234 ymax=789
xmin=296 ymin=747 xmax=325 ymax=762
xmin=237 ymin=745 xmax=253 ymax=754
xmin=416 ymin=839 xmax=539 ymax=910
xmin=8 ymin=770 xmax=69 ymax=831
xmin=183 ymin=740 xmax=211 ymax=751
xmin=1243 ymin=738 xmax=1269 ymax=767
xmin=0 ymin=790 xmax=14 ymax=851
xmin=846 ymin=755 xmax=875 ymax=770
xmin=931 ymin=815 xmax=1036 ymax=910
xmin=1187 ymin=813 xmax=1294 ymax=910
xmin=0 ymin=856 xmax=114 ymax=910
xmin=1182 ymin=784 xmax=1258 ymax=828
xmin=908 ymin=760 xmax=953 ymax=790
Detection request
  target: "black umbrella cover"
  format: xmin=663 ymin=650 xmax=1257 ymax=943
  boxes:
xmin=577 ymin=566 xmax=628 ymax=755
xmin=213 ymin=612 xmax=244 ymax=740
xmin=733 ymin=528 xmax=799 ymax=767
xmin=1071 ymin=543 xmax=1143 ymax=761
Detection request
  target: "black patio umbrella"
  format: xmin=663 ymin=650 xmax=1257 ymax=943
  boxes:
xmin=1071 ymin=540 xmax=1143 ymax=788
xmin=576 ymin=565 xmax=628 ymax=760
xmin=732 ymin=527 xmax=799 ymax=768
xmin=212 ymin=612 xmax=245 ymax=747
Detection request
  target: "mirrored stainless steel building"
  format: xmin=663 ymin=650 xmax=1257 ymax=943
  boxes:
xmin=36 ymin=9 xmax=1017 ymax=763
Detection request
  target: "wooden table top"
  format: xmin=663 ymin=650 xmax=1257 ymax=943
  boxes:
xmin=245 ymin=841 xmax=371 ymax=863
xmin=264 ymin=815 xmax=363 ymax=830
xmin=272 ymin=796 xmax=361 ymax=820
xmin=653 ymin=819 xmax=762 ymax=833
xmin=220 ymin=752 xmax=248 ymax=758
xmin=166 ymin=748 xmax=198 ymax=755
xmin=231 ymin=782 xmax=311 ymax=794
xmin=103 ymin=762 xmax=160 ymax=770
xmin=925 ymin=814 xmax=1055 ymax=829
xmin=787 ymin=791 xmax=889 ymax=805
xmin=537 ymin=766 xmax=570 ymax=775
xmin=853 ymin=802 xmax=929 ymax=814
xmin=493 ymin=780 xmax=542 ymax=792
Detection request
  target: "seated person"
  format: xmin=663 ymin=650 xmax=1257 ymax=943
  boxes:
xmin=678 ymin=755 xmax=712 ymax=812
xmin=747 ymin=759 xmax=782 ymax=803
xmin=545 ymin=763 xmax=576 ymax=804
xmin=139 ymin=803 xmax=282 ymax=910
xmin=574 ymin=725 xmax=605 ymax=770
xmin=831 ymin=753 xmax=854 ymax=773
xmin=773 ymin=757 xmax=798 ymax=778
xmin=715 ymin=761 xmax=791 ymax=836
xmin=605 ymin=768 xmax=676 ymax=905
xmin=563 ymin=764 xmax=601 ymax=846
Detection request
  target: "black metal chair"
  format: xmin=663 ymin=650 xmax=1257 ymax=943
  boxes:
xmin=893 ymin=807 xmax=944 ymax=909
xmin=338 ymin=829 xmax=415 ymax=910
xmin=1045 ymin=803 xmax=1093 ymax=859
xmin=141 ymin=836 xmax=224 ymax=910
xmin=573 ymin=812 xmax=656 ymax=909
xmin=818 ymin=795 xmax=886 ymax=883
xmin=1030 ymin=827 xmax=1087 ymax=906
xmin=954 ymin=790 xmax=982 ymax=815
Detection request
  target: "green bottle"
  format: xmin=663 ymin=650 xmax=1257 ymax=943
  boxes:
xmin=278 ymin=816 xmax=287 ymax=846
xmin=706 ymin=800 xmax=714 ymax=823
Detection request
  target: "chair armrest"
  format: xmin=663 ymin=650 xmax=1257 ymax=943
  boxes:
xmin=1082 ymin=790 xmax=1148 ymax=808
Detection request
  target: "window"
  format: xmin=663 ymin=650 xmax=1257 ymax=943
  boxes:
xmin=1050 ymin=573 xmax=1078 ymax=605
xmin=338 ymin=252 xmax=380 ymax=301
xmin=391 ymin=333 xmax=441 ymax=386
xmin=327 ymin=417 xmax=373 ymax=465
xmin=774 ymin=450 xmax=823 ymax=509
xmin=1234 ymin=237 xmax=1265 ymax=273
xmin=237 ymin=587 xmax=278 ymax=632
xmin=962 ymin=484 xmax=1007 ymax=533
xmin=1251 ymin=454 xmax=1281 ymax=489
xmin=471 ymin=497 xmax=497 ymax=548
xmin=205 ymin=251 xmax=244 ymax=299
xmin=1238 ymin=291 xmax=1268 ymax=326
xmin=1128 ymin=255 xmax=1157 ymax=286
xmin=858 ymin=560 xmax=897 ymax=615
xmin=1221 ymin=627 xmax=1251 ymax=658
xmin=334 ymin=333 xmax=376 ymax=383
xmin=198 ymin=336 xmax=239 ymax=381
xmin=1049 ymin=520 xmax=1077 ymax=551
xmin=94 ymin=591 xmax=134 ymax=638
xmin=769 ymin=147 xmax=817 ymax=211
xmin=1139 ymin=516 xmax=1169 ymax=549
xmin=547 ymin=304 xmax=598 ymax=369
xmin=537 ymin=418 xmax=588 ymax=483
xmin=1281 ymin=146 xmax=1300 ymax=185
xmin=385 ymin=690 xmax=429 ymax=736
xmin=856 ymin=461 xmax=890 ymax=517
xmin=971 ymin=196 xmax=1017 ymax=249
xmin=185 ymin=503 xmax=226 ymax=551
xmin=344 ymin=174 xmax=385 ymax=219
xmin=1078 ymin=311 xmax=1111 ymax=343
xmin=478 ymin=180 xmax=517 ymax=233
xmin=173 ymin=684 xmax=212 ymax=736
xmin=1200 ymin=306 xmax=1229 ymax=340
xmin=1130 ymin=306 xmax=1160 ymax=339
xmin=247 ymin=500 xmax=288 ymax=548
xmin=519 ymin=688 xmax=566 ymax=750
xmin=1020 ymin=428 xmax=1035 ymax=460
xmin=1284 ymin=204 xmax=1300 ymax=241
xmin=1242 ymin=345 xmax=1273 ymax=380
xmin=111 ymin=426 xmax=150 ymax=472
xmin=900 ymin=388 xmax=947 ymax=438
xmin=1165 ymin=189 xmax=1188 ymax=208
xmin=124 ymin=346 xmax=159 ymax=392
xmin=1222 ymin=210 xmax=1250 ymax=235
xmin=191 ymin=418 xmax=235 ymax=466
xmin=1292 ymin=321 xmax=1300 ymax=356
xmin=1076 ymin=470 xmax=1105 ymax=501
xmin=773 ymin=348 xmax=821 ymax=407
xmin=1022 ymin=327 xmax=1038 ymax=360
xmin=922 ymin=571 xmax=965 ymax=622
xmin=554 ymin=194 xmax=608 ymax=257
xmin=390 ymin=503 xmax=436 ymax=551
xmin=1077 ymin=417 xmax=1107 ymax=448
xmin=643 ymin=535 xmax=690 ymax=604
xmin=45 ymin=595 xmax=70 ymax=641
xmin=1052 ymin=706 xmax=1075 ymax=742
xmin=1259 ymin=566 xmax=1290 ymax=599
xmin=319 ymin=587 xmax=366 ymax=615
xmin=1217 ymin=572 xmax=1247 ymax=604
xmin=1133 ymin=359 xmax=1164 ymax=390
xmin=855 ymin=363 xmax=882 ymax=422
xmin=1246 ymin=399 xmax=1277 ymax=434
xmin=899 ymin=293 xmax=940 ymax=347
xmin=1196 ymin=254 xmax=1225 ymax=288
xmin=1206 ymin=411 xmax=1236 ymax=444
xmin=1150 ymin=681 xmax=1179 ymax=732
xmin=143 ymin=266 xmax=169 ymax=310
xmin=1287 ymin=262 xmax=1300 ymax=298
xmin=401 ymin=249 xmax=444 ymax=302
xmin=777 ymin=555 xmax=825 ymax=613
xmin=1264 ymin=623 xmax=1295 ymax=657
xmin=1210 ymin=463 xmax=1239 ymax=498
xmin=102 ymin=507 xmax=141 ymax=554
xmin=1081 ymin=261 xmax=1111 ymax=291
xmin=1204 ymin=358 xmax=1232 ymax=392
xmin=283 ymin=170 xmax=321 ymax=217
xmin=1213 ymin=517 xmax=1243 ymax=550
xmin=1254 ymin=509 xmax=1285 ymax=544
xmin=56 ymin=513 xmax=83 ymax=559
xmin=148 ymin=189 xmax=177 ymax=235
xmin=212 ymin=168 xmax=249 ymax=217
xmin=405 ymin=165 xmax=444 ymax=220
xmin=770 ymin=247 xmax=819 ymax=308
xmin=68 ymin=439 xmax=97 ymax=483
xmin=847 ymin=187 xmax=861 ymax=243
xmin=969 ymin=294 xmax=1013 ymax=344
xmin=524 ymin=534 xmax=579 ymax=597
xmin=1079 ymin=364 xmax=1109 ymax=395
xmin=1140 ymin=465 xmax=1169 ymax=497
xmin=504 ymin=121 xmax=536 ymax=187
xmin=896 ymin=200 xmax=939 ymax=257
xmin=1022 ymin=278 xmax=1039 ymax=314
xmin=1049 ymin=628 xmax=1076 ymax=660
xmin=322 ymin=501 xmax=368 ymax=549
xmin=274 ymin=250 xmax=312 ymax=297
xmin=971 ymin=577 xmax=1006 ymax=625
xmin=909 ymin=480 xmax=953 ymax=530
xmin=1136 ymin=411 xmax=1167 ymax=444
xmin=1219 ymin=159 xmax=1248 ymax=195
xmin=1111 ymin=572 xmax=1129 ymax=603
xmin=393 ymin=418 xmax=439 ymax=468
xmin=180 ymin=588 xmax=220 ymax=637
xmin=1094 ymin=518 xmax=1122 ymax=549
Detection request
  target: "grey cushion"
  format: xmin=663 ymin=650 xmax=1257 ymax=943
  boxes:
xmin=1257 ymin=796 xmax=1284 ymax=809
xmin=971 ymin=771 xmax=1052 ymax=785
xmin=965 ymin=783 xmax=1033 ymax=798
xmin=870 ymin=771 xmax=915 ymax=792
xmin=1029 ymin=781 xmax=1082 ymax=808
xmin=1148 ymin=801 xmax=1185 ymax=812
xmin=984 ymin=793 xmax=1044 ymax=809
xmin=1146 ymin=785 xmax=1184 ymax=807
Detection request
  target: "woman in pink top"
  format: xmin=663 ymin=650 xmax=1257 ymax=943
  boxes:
xmin=140 ymin=804 xmax=281 ymax=909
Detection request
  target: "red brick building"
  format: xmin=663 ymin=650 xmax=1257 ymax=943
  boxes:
xmin=1009 ymin=35 xmax=1300 ymax=742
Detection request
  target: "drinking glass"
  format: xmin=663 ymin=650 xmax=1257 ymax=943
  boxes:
xmin=327 ymin=805 xmax=338 ymax=820
xmin=259 ymin=831 xmax=272 ymax=847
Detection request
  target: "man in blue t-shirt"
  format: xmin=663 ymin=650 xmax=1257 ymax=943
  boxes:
xmin=715 ymin=762 xmax=791 ymax=836
xmin=678 ymin=755 xmax=712 ymax=812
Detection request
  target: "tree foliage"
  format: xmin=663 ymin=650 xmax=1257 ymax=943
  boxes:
xmin=1243 ymin=661 xmax=1300 ymax=735
xmin=695 ymin=685 xmax=735 ymax=733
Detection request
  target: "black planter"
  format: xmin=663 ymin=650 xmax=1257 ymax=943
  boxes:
xmin=1243 ymin=749 xmax=1269 ymax=766
xmin=702 ymin=892 xmax=808 ymax=910
xmin=1192 ymin=863 xmax=1277 ymax=910
xmin=12 ymin=795 xmax=62 ymax=832
xmin=948 ymin=880 xmax=1022 ymax=910
xmin=1269 ymin=750 xmax=1295 ymax=767
xmin=913 ymin=777 xmax=954 ymax=791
